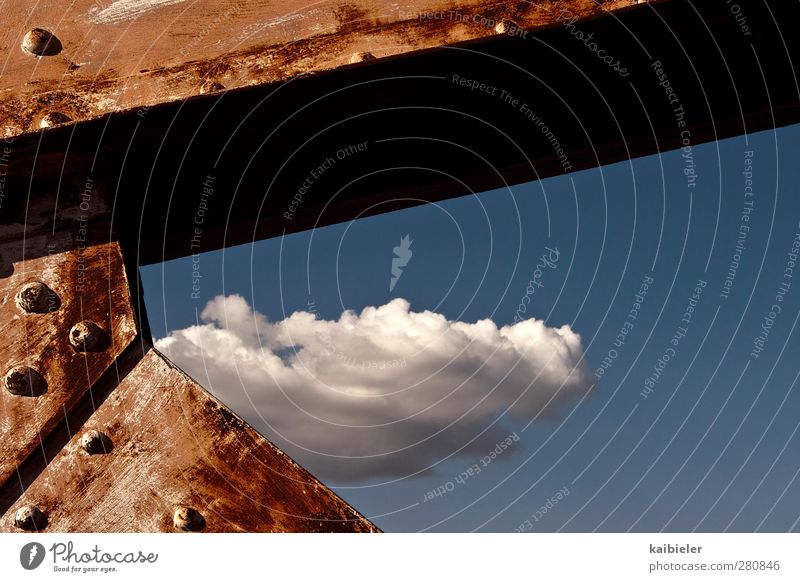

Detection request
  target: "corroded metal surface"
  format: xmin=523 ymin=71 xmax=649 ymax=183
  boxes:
xmin=0 ymin=349 xmax=378 ymax=533
xmin=0 ymin=235 xmax=137 ymax=488
xmin=0 ymin=0 xmax=654 ymax=137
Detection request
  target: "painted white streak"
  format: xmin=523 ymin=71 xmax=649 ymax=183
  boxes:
xmin=89 ymin=0 xmax=187 ymax=25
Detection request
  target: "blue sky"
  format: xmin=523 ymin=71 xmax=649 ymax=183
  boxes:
xmin=142 ymin=124 xmax=800 ymax=532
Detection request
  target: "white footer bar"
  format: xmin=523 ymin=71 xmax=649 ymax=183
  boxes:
xmin=1 ymin=533 xmax=796 ymax=581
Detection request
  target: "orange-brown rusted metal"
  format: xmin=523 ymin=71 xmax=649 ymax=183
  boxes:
xmin=0 ymin=0 xmax=654 ymax=138
xmin=0 ymin=235 xmax=137 ymax=489
xmin=1 ymin=349 xmax=378 ymax=532
xmin=3 ymin=0 xmax=797 ymax=266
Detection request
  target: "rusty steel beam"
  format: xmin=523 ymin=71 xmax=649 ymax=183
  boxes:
xmin=1 ymin=349 xmax=377 ymax=533
xmin=1 ymin=0 xmax=797 ymax=265
xmin=0 ymin=235 xmax=137 ymax=489
xmin=0 ymin=0 xmax=649 ymax=137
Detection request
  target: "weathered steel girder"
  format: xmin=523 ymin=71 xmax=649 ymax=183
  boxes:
xmin=0 ymin=0 xmax=651 ymax=136
xmin=1 ymin=348 xmax=378 ymax=532
xmin=0 ymin=235 xmax=137 ymax=489
xmin=1 ymin=0 xmax=797 ymax=264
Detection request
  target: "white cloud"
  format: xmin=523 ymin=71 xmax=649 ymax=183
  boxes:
xmin=155 ymin=296 xmax=593 ymax=483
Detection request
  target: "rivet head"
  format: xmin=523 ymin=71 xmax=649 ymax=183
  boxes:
xmin=80 ymin=430 xmax=110 ymax=454
xmin=173 ymin=507 xmax=205 ymax=531
xmin=15 ymin=281 xmax=53 ymax=313
xmin=39 ymin=112 xmax=72 ymax=129
xmin=495 ymin=20 xmax=523 ymax=35
xmin=14 ymin=506 xmax=47 ymax=531
xmin=200 ymin=81 xmax=225 ymax=94
xmin=69 ymin=321 xmax=105 ymax=351
xmin=349 ymin=52 xmax=376 ymax=64
xmin=21 ymin=28 xmax=62 ymax=57
xmin=5 ymin=365 xmax=45 ymax=396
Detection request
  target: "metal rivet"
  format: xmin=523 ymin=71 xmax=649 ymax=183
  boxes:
xmin=15 ymin=281 xmax=53 ymax=313
xmin=200 ymin=81 xmax=225 ymax=94
xmin=69 ymin=321 xmax=105 ymax=351
xmin=349 ymin=52 xmax=376 ymax=64
xmin=5 ymin=365 xmax=45 ymax=397
xmin=21 ymin=28 xmax=62 ymax=57
xmin=14 ymin=506 xmax=47 ymax=531
xmin=495 ymin=20 xmax=521 ymax=35
xmin=173 ymin=507 xmax=205 ymax=531
xmin=39 ymin=112 xmax=72 ymax=129
xmin=80 ymin=430 xmax=110 ymax=454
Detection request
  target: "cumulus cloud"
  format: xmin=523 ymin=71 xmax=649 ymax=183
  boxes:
xmin=155 ymin=296 xmax=593 ymax=483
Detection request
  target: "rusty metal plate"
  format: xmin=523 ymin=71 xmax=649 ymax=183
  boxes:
xmin=0 ymin=349 xmax=378 ymax=532
xmin=0 ymin=0 xmax=653 ymax=137
xmin=0 ymin=235 xmax=137 ymax=489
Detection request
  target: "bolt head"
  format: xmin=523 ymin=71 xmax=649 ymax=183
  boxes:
xmin=21 ymin=28 xmax=62 ymax=57
xmin=495 ymin=20 xmax=522 ymax=35
xmin=173 ymin=506 xmax=205 ymax=531
xmin=15 ymin=281 xmax=53 ymax=313
xmin=39 ymin=112 xmax=72 ymax=129
xmin=14 ymin=506 xmax=47 ymax=531
xmin=5 ymin=366 xmax=45 ymax=396
xmin=200 ymin=81 xmax=225 ymax=94
xmin=69 ymin=321 xmax=105 ymax=351
xmin=349 ymin=52 xmax=376 ymax=64
xmin=80 ymin=430 xmax=110 ymax=454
